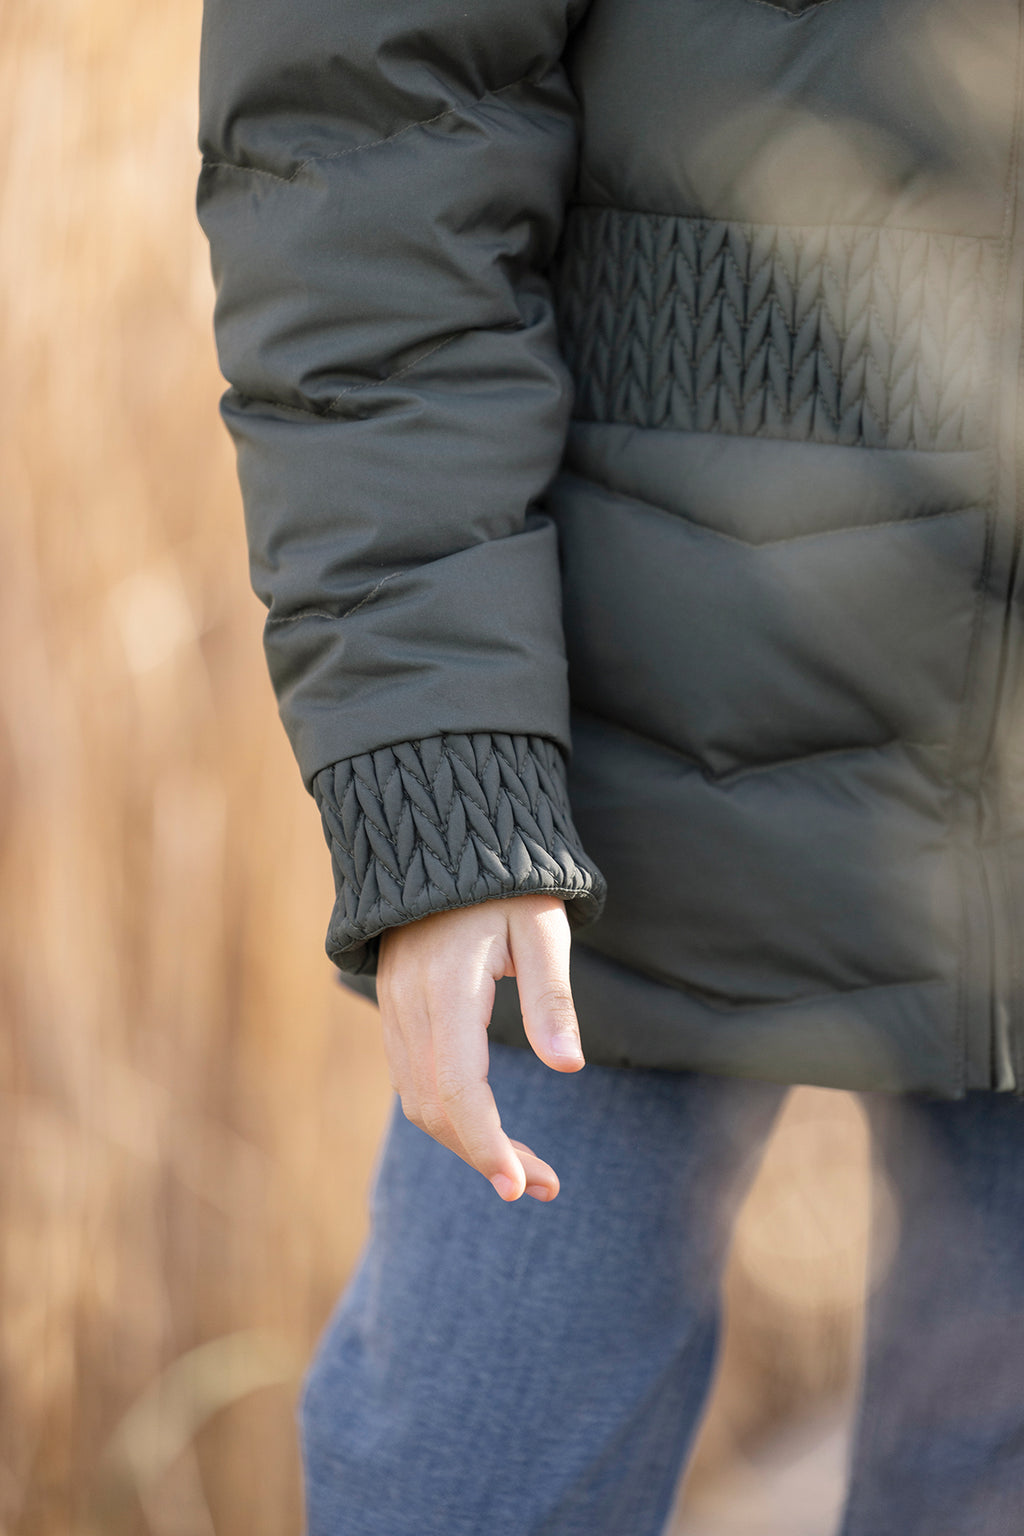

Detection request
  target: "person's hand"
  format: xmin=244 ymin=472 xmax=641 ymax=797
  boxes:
xmin=376 ymin=893 xmax=585 ymax=1203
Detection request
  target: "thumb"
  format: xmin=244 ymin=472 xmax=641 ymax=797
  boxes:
xmin=507 ymin=897 xmax=586 ymax=1073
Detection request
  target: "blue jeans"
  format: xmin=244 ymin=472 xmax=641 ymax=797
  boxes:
xmin=300 ymin=1043 xmax=1024 ymax=1536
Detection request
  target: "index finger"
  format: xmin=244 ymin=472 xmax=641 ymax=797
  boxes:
xmin=428 ymin=971 xmax=529 ymax=1199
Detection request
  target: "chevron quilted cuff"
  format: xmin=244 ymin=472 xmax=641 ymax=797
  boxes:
xmin=311 ymin=732 xmax=608 ymax=976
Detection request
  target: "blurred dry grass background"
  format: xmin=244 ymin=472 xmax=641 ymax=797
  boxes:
xmin=0 ymin=2 xmax=877 ymax=1531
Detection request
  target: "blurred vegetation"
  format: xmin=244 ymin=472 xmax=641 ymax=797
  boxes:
xmin=0 ymin=2 xmax=876 ymax=1532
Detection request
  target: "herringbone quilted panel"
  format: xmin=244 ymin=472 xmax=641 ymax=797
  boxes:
xmin=313 ymin=733 xmax=607 ymax=974
xmin=553 ymin=207 xmax=1000 ymax=450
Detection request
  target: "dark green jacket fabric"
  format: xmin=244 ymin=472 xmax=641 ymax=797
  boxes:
xmin=198 ymin=0 xmax=1024 ymax=1097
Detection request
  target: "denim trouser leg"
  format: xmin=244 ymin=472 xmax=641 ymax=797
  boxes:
xmin=300 ymin=1042 xmax=787 ymax=1536
xmin=839 ymin=1090 xmax=1024 ymax=1536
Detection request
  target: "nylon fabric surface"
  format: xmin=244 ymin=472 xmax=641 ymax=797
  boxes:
xmin=198 ymin=0 xmax=1024 ymax=1095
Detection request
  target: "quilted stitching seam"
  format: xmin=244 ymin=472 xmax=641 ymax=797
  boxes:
xmin=199 ymin=69 xmax=552 ymax=188
xmin=553 ymin=208 xmax=1002 ymax=452
xmin=746 ymin=0 xmax=842 ymax=16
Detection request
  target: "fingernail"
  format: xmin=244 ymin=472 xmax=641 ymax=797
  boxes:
xmin=550 ymin=1035 xmax=584 ymax=1064
xmin=525 ymin=1183 xmax=553 ymax=1201
xmin=491 ymin=1173 xmax=519 ymax=1201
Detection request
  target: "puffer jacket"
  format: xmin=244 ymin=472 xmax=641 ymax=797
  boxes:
xmin=197 ymin=0 xmax=1024 ymax=1098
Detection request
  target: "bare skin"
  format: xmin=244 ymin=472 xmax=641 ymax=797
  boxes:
xmin=377 ymin=893 xmax=585 ymax=1204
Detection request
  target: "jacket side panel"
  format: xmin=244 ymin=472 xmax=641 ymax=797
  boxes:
xmin=489 ymin=0 xmax=1024 ymax=1090
xmin=983 ymin=2 xmax=1024 ymax=1090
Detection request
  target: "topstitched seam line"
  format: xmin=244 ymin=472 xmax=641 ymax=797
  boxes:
xmin=556 ymin=468 xmax=986 ymax=547
xmin=201 ymin=70 xmax=546 ymax=187
xmin=562 ymin=202 xmax=1006 ymax=245
xmin=571 ymin=703 xmax=947 ymax=784
xmin=581 ymin=941 xmax=949 ymax=1013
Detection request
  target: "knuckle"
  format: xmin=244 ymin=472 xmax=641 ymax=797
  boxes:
xmin=419 ymin=1102 xmax=449 ymax=1139
xmin=382 ymin=969 xmax=415 ymax=1010
xmin=535 ymin=986 xmax=577 ymax=1022
xmin=435 ymin=1073 xmax=475 ymax=1111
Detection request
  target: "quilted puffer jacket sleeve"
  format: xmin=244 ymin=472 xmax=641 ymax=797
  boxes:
xmin=196 ymin=0 xmax=606 ymax=974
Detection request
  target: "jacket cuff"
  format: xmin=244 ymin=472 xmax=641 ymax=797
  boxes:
xmin=311 ymin=732 xmax=607 ymax=976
